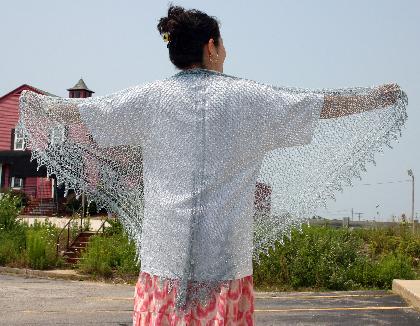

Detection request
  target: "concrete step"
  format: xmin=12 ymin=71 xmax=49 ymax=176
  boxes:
xmin=27 ymin=210 xmax=55 ymax=213
xmin=80 ymin=231 xmax=97 ymax=235
xmin=72 ymin=241 xmax=90 ymax=246
xmin=76 ymin=235 xmax=95 ymax=240
xmin=73 ymin=236 xmax=96 ymax=243
xmin=63 ymin=251 xmax=81 ymax=257
xmin=65 ymin=257 xmax=85 ymax=264
xmin=392 ymin=279 xmax=420 ymax=312
xmin=69 ymin=246 xmax=88 ymax=251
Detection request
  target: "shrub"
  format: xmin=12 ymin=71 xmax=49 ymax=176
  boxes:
xmin=374 ymin=253 xmax=415 ymax=288
xmin=26 ymin=220 xmax=62 ymax=270
xmin=113 ymin=234 xmax=139 ymax=277
xmin=253 ymin=224 xmax=419 ymax=291
xmin=83 ymin=217 xmax=91 ymax=231
xmin=398 ymin=237 xmax=420 ymax=266
xmin=26 ymin=229 xmax=48 ymax=269
xmin=0 ymin=193 xmax=22 ymax=231
xmin=0 ymin=227 xmax=26 ymax=266
xmin=8 ymin=189 xmax=30 ymax=208
xmin=78 ymin=226 xmax=139 ymax=278
xmin=78 ymin=235 xmax=113 ymax=277
xmin=254 ymin=225 xmax=364 ymax=290
xmin=103 ymin=218 xmax=124 ymax=236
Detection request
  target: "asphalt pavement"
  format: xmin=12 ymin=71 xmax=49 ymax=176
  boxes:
xmin=1 ymin=273 xmax=420 ymax=325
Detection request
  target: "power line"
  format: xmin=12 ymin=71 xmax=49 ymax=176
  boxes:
xmin=318 ymin=209 xmax=350 ymax=213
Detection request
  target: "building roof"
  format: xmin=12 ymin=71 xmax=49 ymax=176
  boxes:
xmin=67 ymin=78 xmax=94 ymax=93
xmin=0 ymin=84 xmax=57 ymax=102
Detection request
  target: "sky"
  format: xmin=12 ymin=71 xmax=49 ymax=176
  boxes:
xmin=1 ymin=0 xmax=419 ymax=221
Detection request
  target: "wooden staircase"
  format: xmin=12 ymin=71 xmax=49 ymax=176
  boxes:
xmin=62 ymin=231 xmax=98 ymax=265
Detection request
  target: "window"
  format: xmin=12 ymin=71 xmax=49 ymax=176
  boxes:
xmin=13 ymin=129 xmax=25 ymax=150
xmin=11 ymin=177 xmax=24 ymax=189
xmin=50 ymin=125 xmax=66 ymax=145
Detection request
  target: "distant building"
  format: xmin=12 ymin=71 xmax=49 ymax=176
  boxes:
xmin=67 ymin=78 xmax=94 ymax=98
xmin=0 ymin=79 xmax=93 ymax=215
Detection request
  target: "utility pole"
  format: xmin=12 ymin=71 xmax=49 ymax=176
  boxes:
xmin=351 ymin=208 xmax=354 ymax=221
xmin=356 ymin=212 xmax=363 ymax=221
xmin=408 ymin=169 xmax=415 ymax=234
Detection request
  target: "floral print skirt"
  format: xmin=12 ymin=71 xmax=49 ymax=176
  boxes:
xmin=132 ymin=271 xmax=255 ymax=325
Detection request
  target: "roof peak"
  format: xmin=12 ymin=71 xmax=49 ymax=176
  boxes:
xmin=67 ymin=78 xmax=94 ymax=93
xmin=0 ymin=84 xmax=57 ymax=101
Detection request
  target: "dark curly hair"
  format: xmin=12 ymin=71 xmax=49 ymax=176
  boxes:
xmin=157 ymin=5 xmax=221 ymax=69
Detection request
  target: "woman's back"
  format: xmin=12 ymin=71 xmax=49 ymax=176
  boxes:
xmin=140 ymin=69 xmax=263 ymax=281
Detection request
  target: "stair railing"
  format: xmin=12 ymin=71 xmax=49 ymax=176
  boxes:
xmin=95 ymin=214 xmax=110 ymax=235
xmin=56 ymin=211 xmax=82 ymax=258
xmin=56 ymin=212 xmax=111 ymax=258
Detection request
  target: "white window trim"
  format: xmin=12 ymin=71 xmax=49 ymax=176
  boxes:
xmin=11 ymin=177 xmax=24 ymax=189
xmin=13 ymin=129 xmax=25 ymax=151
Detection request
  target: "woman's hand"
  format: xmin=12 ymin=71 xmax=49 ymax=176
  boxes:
xmin=375 ymin=83 xmax=400 ymax=107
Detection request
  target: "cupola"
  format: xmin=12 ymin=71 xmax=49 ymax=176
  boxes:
xmin=67 ymin=78 xmax=94 ymax=98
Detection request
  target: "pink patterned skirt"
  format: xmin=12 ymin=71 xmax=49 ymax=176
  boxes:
xmin=132 ymin=271 xmax=255 ymax=325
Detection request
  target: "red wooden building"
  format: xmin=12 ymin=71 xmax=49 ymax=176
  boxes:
xmin=0 ymin=79 xmax=93 ymax=214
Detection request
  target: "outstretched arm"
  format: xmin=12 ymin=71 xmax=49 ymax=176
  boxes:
xmin=320 ymin=84 xmax=400 ymax=119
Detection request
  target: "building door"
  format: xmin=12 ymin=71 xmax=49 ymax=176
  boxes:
xmin=37 ymin=177 xmax=53 ymax=199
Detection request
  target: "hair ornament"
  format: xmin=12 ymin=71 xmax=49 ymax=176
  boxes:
xmin=162 ymin=32 xmax=171 ymax=43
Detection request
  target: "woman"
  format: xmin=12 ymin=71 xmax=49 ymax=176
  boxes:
xmin=18 ymin=5 xmax=407 ymax=326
